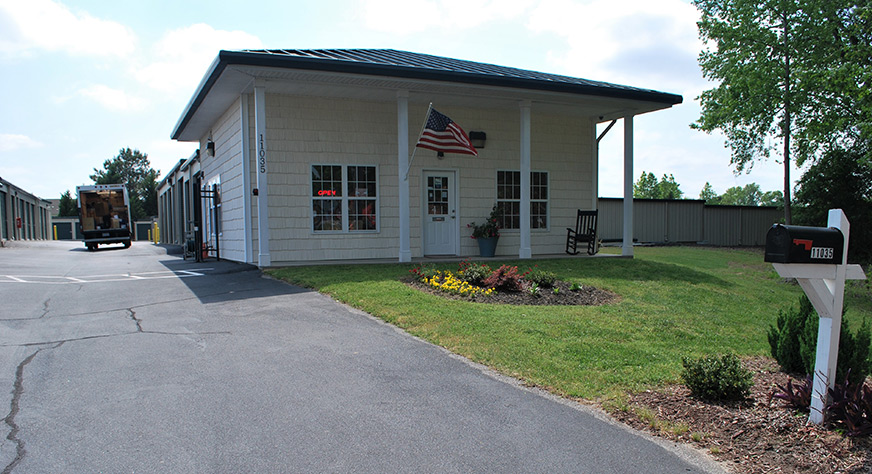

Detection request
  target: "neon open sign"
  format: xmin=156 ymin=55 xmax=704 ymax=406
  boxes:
xmin=317 ymin=190 xmax=337 ymax=196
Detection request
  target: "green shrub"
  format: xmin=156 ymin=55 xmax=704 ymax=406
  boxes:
xmin=457 ymin=260 xmax=492 ymax=286
xmin=768 ymin=295 xmax=872 ymax=384
xmin=681 ymin=353 xmax=753 ymax=401
xmin=836 ymin=315 xmax=872 ymax=385
xmin=525 ymin=267 xmax=557 ymax=288
xmin=767 ymin=295 xmax=817 ymax=374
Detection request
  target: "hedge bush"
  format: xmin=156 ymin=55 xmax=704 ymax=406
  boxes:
xmin=681 ymin=353 xmax=753 ymax=401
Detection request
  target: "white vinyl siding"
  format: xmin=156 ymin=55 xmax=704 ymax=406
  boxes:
xmin=200 ymin=97 xmax=244 ymax=262
xmin=192 ymin=95 xmax=595 ymax=263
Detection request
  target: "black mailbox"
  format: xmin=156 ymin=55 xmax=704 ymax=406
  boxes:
xmin=764 ymin=224 xmax=844 ymax=264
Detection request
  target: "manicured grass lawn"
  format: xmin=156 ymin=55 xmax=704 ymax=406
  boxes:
xmin=267 ymin=247 xmax=872 ymax=401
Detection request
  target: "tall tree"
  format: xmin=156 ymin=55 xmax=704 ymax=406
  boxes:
xmin=818 ymin=2 xmax=872 ymax=149
xmin=91 ymin=148 xmax=160 ymax=220
xmin=699 ymin=182 xmax=783 ymax=206
xmin=692 ymin=0 xmax=846 ymax=224
xmin=793 ymin=142 xmax=872 ymax=263
xmin=699 ymin=182 xmax=719 ymax=203
xmin=719 ymin=184 xmax=763 ymax=206
xmin=57 ymin=190 xmax=78 ymax=217
xmin=657 ymin=174 xmax=683 ymax=199
xmin=759 ymin=190 xmax=784 ymax=207
xmin=633 ymin=172 xmax=659 ymax=199
xmin=633 ymin=172 xmax=684 ymax=199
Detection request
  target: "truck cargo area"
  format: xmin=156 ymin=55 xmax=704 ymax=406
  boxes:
xmin=78 ymin=184 xmax=132 ymax=250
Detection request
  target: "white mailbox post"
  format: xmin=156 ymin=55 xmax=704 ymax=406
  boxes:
xmin=769 ymin=209 xmax=867 ymax=424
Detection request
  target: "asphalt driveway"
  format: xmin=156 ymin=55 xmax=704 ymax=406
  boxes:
xmin=0 ymin=241 xmax=725 ymax=473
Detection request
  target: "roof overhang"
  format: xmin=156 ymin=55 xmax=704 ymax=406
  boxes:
xmin=172 ymin=50 xmax=683 ymax=142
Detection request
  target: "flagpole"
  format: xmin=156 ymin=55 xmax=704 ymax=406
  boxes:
xmin=404 ymin=102 xmax=433 ymax=181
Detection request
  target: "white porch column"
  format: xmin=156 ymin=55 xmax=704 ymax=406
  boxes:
xmin=254 ymin=85 xmax=271 ymax=267
xmin=240 ymin=93 xmax=253 ymax=264
xmin=519 ymin=100 xmax=532 ymax=259
xmin=622 ymin=115 xmax=634 ymax=257
xmin=397 ymin=91 xmax=411 ymax=262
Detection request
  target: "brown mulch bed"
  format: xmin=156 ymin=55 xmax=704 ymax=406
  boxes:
xmin=403 ymin=277 xmax=618 ymax=306
xmin=610 ymin=357 xmax=872 ymax=474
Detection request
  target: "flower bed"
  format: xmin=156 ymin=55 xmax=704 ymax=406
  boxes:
xmin=407 ymin=261 xmax=617 ymax=306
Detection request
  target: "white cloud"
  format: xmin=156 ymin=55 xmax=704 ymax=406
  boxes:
xmin=0 ymin=0 xmax=136 ymax=57
xmin=0 ymin=133 xmax=43 ymax=152
xmin=358 ymin=0 xmax=534 ymax=35
xmin=527 ymin=0 xmax=702 ymax=93
xmin=136 ymin=23 xmax=262 ymax=93
xmin=146 ymin=139 xmax=199 ymax=176
xmin=77 ymin=84 xmax=147 ymax=111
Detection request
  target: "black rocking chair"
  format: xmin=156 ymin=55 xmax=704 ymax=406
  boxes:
xmin=565 ymin=209 xmax=598 ymax=255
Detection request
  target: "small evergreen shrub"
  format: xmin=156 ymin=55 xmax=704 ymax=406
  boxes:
xmin=524 ymin=267 xmax=557 ymax=288
xmin=681 ymin=353 xmax=753 ymax=401
xmin=768 ymin=294 xmax=872 ymax=384
xmin=767 ymin=295 xmax=817 ymax=374
xmin=837 ymin=316 xmax=872 ymax=385
xmin=482 ymin=265 xmax=524 ymax=292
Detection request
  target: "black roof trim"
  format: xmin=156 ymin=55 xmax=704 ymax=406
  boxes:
xmin=172 ymin=54 xmax=228 ymax=140
xmin=172 ymin=49 xmax=683 ymax=140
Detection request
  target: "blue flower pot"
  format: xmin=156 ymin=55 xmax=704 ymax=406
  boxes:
xmin=477 ymin=236 xmax=498 ymax=257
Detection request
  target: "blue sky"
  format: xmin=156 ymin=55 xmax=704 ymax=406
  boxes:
xmin=0 ymin=0 xmax=801 ymax=201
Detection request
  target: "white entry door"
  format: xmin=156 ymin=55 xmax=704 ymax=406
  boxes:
xmin=423 ymin=171 xmax=457 ymax=255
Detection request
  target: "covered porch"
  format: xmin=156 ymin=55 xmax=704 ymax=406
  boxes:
xmin=171 ymin=50 xmax=681 ymax=267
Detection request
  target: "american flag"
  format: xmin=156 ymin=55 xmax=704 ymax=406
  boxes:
xmin=415 ymin=107 xmax=478 ymax=156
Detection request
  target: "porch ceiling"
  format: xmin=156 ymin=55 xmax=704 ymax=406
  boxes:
xmin=172 ymin=50 xmax=681 ymax=142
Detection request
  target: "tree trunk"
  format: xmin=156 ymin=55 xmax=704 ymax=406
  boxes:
xmin=782 ymin=11 xmax=792 ymax=225
xmin=783 ymin=147 xmax=791 ymax=224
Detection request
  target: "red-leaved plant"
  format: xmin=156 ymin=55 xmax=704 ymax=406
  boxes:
xmin=482 ymin=265 xmax=523 ymax=292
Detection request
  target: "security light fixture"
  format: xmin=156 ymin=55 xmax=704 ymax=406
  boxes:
xmin=469 ymin=131 xmax=486 ymax=149
xmin=206 ymin=139 xmax=215 ymax=156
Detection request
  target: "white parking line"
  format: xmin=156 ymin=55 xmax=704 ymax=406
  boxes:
xmin=176 ymin=270 xmax=205 ymax=277
xmin=0 ymin=268 xmax=214 ymax=284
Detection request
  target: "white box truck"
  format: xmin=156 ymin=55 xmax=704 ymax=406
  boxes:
xmin=77 ymin=184 xmax=132 ymax=250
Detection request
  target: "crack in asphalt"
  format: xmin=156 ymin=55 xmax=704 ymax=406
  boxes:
xmin=2 ymin=350 xmax=39 ymax=474
xmin=0 ymin=330 xmax=232 ymax=349
xmin=40 ymin=299 xmax=50 ymax=319
xmin=31 ymin=286 xmax=268 ymax=320
xmin=0 ymin=299 xmax=52 ymax=322
xmin=127 ymin=309 xmax=143 ymax=332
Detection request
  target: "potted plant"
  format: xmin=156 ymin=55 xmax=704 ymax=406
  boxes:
xmin=468 ymin=205 xmax=502 ymax=257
